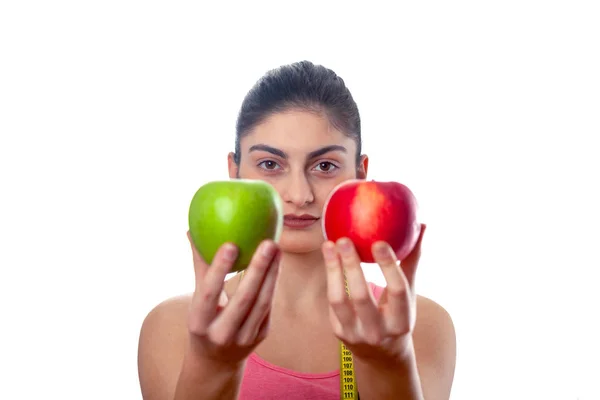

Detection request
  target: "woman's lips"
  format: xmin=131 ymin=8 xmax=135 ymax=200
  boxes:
xmin=283 ymin=214 xmax=319 ymax=229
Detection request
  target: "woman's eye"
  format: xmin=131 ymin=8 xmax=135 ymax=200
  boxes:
xmin=314 ymin=162 xmax=337 ymax=172
xmin=258 ymin=160 xmax=280 ymax=170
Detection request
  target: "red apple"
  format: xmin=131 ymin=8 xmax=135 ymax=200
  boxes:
xmin=322 ymin=179 xmax=421 ymax=263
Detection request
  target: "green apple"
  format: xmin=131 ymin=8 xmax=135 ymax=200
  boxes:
xmin=188 ymin=179 xmax=284 ymax=272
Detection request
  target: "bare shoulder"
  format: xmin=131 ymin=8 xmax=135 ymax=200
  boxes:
xmin=137 ymin=277 xmax=241 ymax=400
xmin=137 ymin=294 xmax=193 ymax=400
xmin=413 ymin=294 xmax=457 ymax=399
xmin=415 ymin=294 xmax=455 ymax=330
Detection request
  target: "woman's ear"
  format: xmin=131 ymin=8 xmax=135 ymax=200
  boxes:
xmin=227 ymin=152 xmax=239 ymax=179
xmin=357 ymin=154 xmax=369 ymax=179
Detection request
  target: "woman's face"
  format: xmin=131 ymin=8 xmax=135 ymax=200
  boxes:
xmin=228 ymin=109 xmax=368 ymax=254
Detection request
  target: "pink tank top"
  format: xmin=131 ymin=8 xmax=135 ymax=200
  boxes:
xmin=238 ymin=282 xmax=385 ymax=400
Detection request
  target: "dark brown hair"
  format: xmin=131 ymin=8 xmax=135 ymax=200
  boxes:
xmin=233 ymin=60 xmax=362 ymax=165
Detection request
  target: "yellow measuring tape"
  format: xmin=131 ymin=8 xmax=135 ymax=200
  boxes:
xmin=238 ymin=270 xmax=359 ymax=399
xmin=340 ymin=273 xmax=359 ymax=399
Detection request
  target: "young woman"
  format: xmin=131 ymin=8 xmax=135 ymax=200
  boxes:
xmin=138 ymin=61 xmax=456 ymax=400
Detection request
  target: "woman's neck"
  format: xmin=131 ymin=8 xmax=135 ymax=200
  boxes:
xmin=272 ymin=249 xmax=330 ymax=316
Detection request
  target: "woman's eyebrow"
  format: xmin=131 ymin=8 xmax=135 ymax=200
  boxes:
xmin=307 ymin=145 xmax=347 ymax=159
xmin=248 ymin=144 xmax=347 ymax=160
xmin=249 ymin=144 xmax=287 ymax=158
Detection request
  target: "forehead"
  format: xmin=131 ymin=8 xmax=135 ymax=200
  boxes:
xmin=241 ymin=109 xmax=356 ymax=154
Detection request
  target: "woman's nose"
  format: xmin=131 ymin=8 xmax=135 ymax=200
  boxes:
xmin=280 ymin=172 xmax=315 ymax=207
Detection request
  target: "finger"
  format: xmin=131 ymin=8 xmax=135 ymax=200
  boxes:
xmin=372 ymin=241 xmax=410 ymax=335
xmin=188 ymin=230 xmax=209 ymax=283
xmin=378 ymin=286 xmax=389 ymax=306
xmin=327 ymin=304 xmax=347 ymax=341
xmin=400 ymin=223 xmax=426 ymax=289
xmin=190 ymin=243 xmax=239 ymax=331
xmin=255 ymin=310 xmax=272 ymax=342
xmin=210 ymin=240 xmax=278 ymax=341
xmin=323 ymin=240 xmax=356 ymax=334
xmin=236 ymin=251 xmax=281 ymax=345
xmin=336 ymin=238 xmax=380 ymax=335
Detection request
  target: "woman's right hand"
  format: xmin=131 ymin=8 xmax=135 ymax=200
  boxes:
xmin=185 ymin=231 xmax=281 ymax=366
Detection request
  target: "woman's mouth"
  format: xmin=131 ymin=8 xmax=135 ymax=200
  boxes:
xmin=283 ymin=214 xmax=320 ymax=229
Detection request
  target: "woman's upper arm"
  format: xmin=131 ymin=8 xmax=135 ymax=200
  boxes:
xmin=138 ymin=297 xmax=189 ymax=400
xmin=413 ymin=296 xmax=457 ymax=400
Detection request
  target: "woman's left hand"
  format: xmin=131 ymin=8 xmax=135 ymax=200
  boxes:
xmin=321 ymin=223 xmax=426 ymax=364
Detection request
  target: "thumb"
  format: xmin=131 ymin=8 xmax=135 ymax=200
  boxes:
xmin=400 ymin=223 xmax=426 ymax=289
xmin=187 ymin=230 xmax=209 ymax=282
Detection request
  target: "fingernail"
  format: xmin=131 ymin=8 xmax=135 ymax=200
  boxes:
xmin=374 ymin=242 xmax=389 ymax=258
xmin=323 ymin=243 xmax=336 ymax=261
xmin=261 ymin=241 xmax=275 ymax=257
xmin=223 ymin=244 xmax=238 ymax=261
xmin=338 ymin=238 xmax=352 ymax=253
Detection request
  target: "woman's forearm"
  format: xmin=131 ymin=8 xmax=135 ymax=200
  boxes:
xmin=173 ymin=347 xmax=245 ymax=400
xmin=354 ymin=341 xmax=424 ymax=400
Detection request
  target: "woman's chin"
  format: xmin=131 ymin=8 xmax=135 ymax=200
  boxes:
xmin=277 ymin=230 xmax=325 ymax=254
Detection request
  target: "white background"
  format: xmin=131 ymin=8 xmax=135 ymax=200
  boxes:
xmin=1 ymin=1 xmax=599 ymax=399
